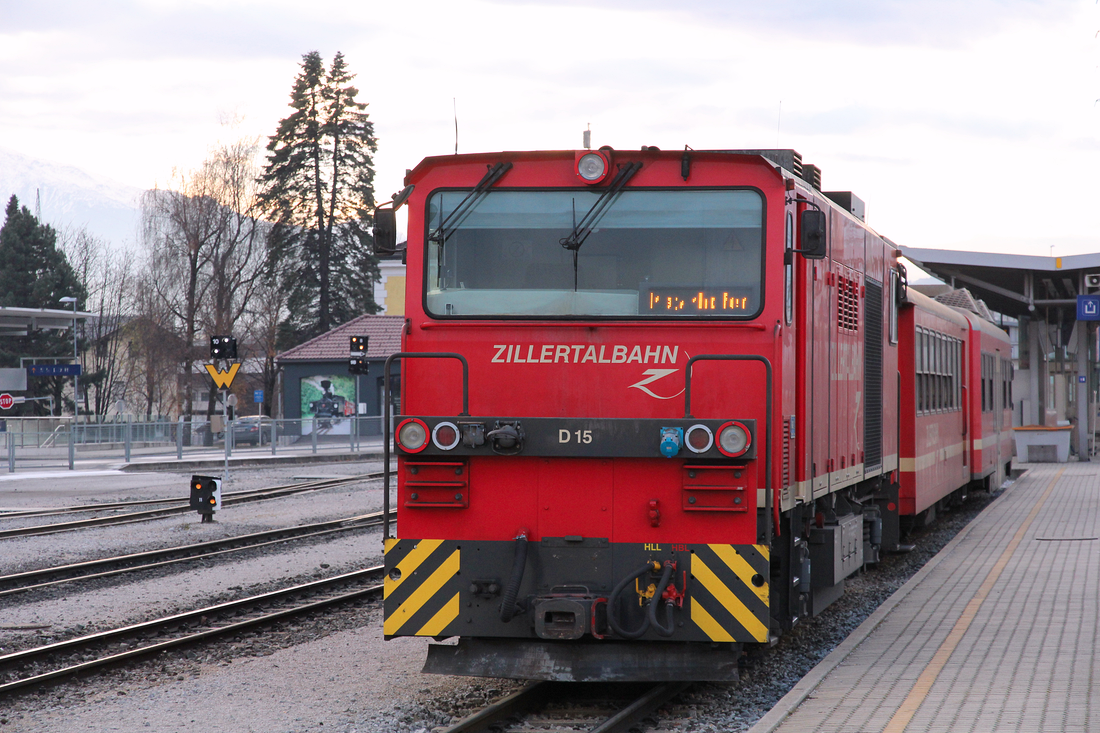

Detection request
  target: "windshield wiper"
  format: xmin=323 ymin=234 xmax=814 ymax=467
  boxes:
xmin=558 ymin=161 xmax=642 ymax=252
xmin=428 ymin=162 xmax=513 ymax=244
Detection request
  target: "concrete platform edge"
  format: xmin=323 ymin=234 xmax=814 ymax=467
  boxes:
xmin=746 ymin=471 xmax=1029 ymax=733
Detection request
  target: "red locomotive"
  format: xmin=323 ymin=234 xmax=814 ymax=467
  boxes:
xmin=377 ymin=147 xmax=1012 ymax=681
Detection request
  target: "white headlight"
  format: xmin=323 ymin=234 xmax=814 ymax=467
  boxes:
xmin=717 ymin=422 xmax=750 ymax=457
xmin=397 ymin=419 xmax=428 ymax=452
xmin=577 ymin=152 xmax=608 ymax=182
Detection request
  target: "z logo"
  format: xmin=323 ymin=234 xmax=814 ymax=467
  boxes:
xmin=628 ymin=369 xmax=684 ymax=400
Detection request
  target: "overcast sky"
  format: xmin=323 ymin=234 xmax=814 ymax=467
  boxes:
xmin=1 ymin=0 xmax=1097 ymax=257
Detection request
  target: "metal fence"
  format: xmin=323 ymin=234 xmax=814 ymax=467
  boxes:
xmin=1 ymin=414 xmax=393 ymax=472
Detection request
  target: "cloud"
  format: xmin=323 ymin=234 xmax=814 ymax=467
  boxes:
xmin=485 ymin=0 xmax=1078 ymax=47
xmin=1 ymin=1 xmax=373 ymax=63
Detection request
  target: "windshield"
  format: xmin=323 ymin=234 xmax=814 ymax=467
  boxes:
xmin=425 ymin=189 xmax=764 ymax=318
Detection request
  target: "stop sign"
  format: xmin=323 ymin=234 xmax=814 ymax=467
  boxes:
xmin=0 ymin=393 xmax=13 ymax=410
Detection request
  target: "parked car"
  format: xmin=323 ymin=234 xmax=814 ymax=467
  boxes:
xmin=232 ymin=416 xmax=276 ymax=445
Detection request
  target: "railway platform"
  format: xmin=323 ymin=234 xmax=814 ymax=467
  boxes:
xmin=752 ymin=462 xmax=1099 ymax=733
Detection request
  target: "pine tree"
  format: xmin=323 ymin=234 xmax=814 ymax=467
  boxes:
xmin=258 ymin=51 xmax=380 ymax=341
xmin=0 ymin=195 xmax=86 ymax=414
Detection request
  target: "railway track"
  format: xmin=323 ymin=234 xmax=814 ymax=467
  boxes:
xmin=0 ymin=472 xmax=383 ymax=539
xmin=440 ymin=680 xmax=691 ymax=733
xmin=0 ymin=565 xmax=384 ymax=696
xmin=0 ymin=510 xmax=395 ymax=597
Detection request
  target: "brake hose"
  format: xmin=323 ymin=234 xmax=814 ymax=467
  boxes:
xmin=648 ymin=561 xmax=676 ymax=637
xmin=499 ymin=533 xmax=528 ymax=622
xmin=608 ymin=561 xmax=660 ymax=639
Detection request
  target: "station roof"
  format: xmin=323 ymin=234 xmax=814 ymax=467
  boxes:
xmin=276 ymin=315 xmax=404 ymax=363
xmin=0 ymin=306 xmax=94 ymax=337
xmin=899 ymin=246 xmax=1100 ymax=320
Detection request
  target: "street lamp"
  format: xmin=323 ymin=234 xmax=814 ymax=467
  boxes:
xmin=59 ymin=296 xmax=78 ymax=419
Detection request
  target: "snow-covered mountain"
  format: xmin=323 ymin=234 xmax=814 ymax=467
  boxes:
xmin=0 ymin=147 xmax=142 ymax=248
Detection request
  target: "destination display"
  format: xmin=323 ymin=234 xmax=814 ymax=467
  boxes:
xmin=642 ymin=287 xmax=755 ymax=314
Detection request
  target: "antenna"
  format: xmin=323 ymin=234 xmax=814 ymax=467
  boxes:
xmin=453 ymin=98 xmax=458 ymax=155
xmin=35 ymin=188 xmax=40 ymax=221
xmin=777 ymin=101 xmax=782 ymax=148
xmin=583 ymin=123 xmax=591 ymax=150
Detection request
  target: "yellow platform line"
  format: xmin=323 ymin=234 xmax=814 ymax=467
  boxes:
xmin=883 ymin=466 xmax=1063 ymax=732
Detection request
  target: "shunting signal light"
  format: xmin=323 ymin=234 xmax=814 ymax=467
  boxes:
xmin=349 ymin=336 xmax=369 ymax=375
xmin=210 ymin=336 xmax=238 ymax=360
xmin=189 ymin=475 xmax=222 ymax=523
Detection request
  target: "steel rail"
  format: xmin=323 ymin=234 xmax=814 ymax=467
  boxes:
xmin=437 ymin=680 xmax=690 ymax=733
xmin=0 ymin=473 xmax=383 ymax=519
xmin=0 ymin=473 xmax=383 ymax=539
xmin=0 ymin=511 xmax=394 ymax=597
xmin=0 ymin=566 xmax=384 ymax=696
xmin=438 ymin=682 xmax=553 ymax=732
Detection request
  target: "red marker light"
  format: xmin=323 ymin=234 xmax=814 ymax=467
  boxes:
xmin=432 ymin=422 xmax=460 ymax=451
xmin=685 ymin=424 xmax=714 ymax=454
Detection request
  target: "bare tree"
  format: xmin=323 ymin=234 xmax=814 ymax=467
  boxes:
xmin=140 ymin=136 xmax=269 ymax=432
xmin=60 ymin=227 xmax=135 ymax=416
xmin=125 ymin=270 xmax=184 ymax=418
xmin=196 ymin=137 xmax=269 ymax=359
xmin=243 ymin=273 xmax=289 ymax=417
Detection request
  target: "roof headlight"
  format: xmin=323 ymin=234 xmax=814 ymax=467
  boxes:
xmin=576 ymin=151 xmax=609 ymax=184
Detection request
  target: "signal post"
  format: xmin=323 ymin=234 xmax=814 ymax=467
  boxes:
xmin=204 ymin=335 xmax=240 ymax=491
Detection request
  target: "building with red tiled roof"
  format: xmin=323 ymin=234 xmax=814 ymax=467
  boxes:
xmin=277 ymin=315 xmax=404 ymax=363
xmin=276 ymin=315 xmax=404 ymax=427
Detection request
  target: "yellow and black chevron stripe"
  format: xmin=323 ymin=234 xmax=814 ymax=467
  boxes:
xmin=384 ymin=538 xmax=462 ymax=638
xmin=689 ymin=544 xmax=770 ymax=642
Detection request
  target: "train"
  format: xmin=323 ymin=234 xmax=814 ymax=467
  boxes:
xmin=378 ymin=147 xmax=1013 ymax=682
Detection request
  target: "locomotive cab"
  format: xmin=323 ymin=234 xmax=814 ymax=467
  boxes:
xmin=381 ymin=147 xmax=915 ymax=681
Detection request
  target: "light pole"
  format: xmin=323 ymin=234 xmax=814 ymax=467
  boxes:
xmin=59 ymin=296 xmax=78 ymax=419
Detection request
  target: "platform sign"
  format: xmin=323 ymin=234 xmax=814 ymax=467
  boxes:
xmin=1077 ymin=295 xmax=1100 ymax=321
xmin=28 ymin=364 xmax=81 ymax=377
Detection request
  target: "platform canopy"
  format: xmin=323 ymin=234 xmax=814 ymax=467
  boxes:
xmin=0 ymin=306 xmax=93 ymax=337
xmin=899 ymin=247 xmax=1100 ymax=320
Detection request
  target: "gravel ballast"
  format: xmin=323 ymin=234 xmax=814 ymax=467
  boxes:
xmin=0 ymin=463 xmax=1007 ymax=732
